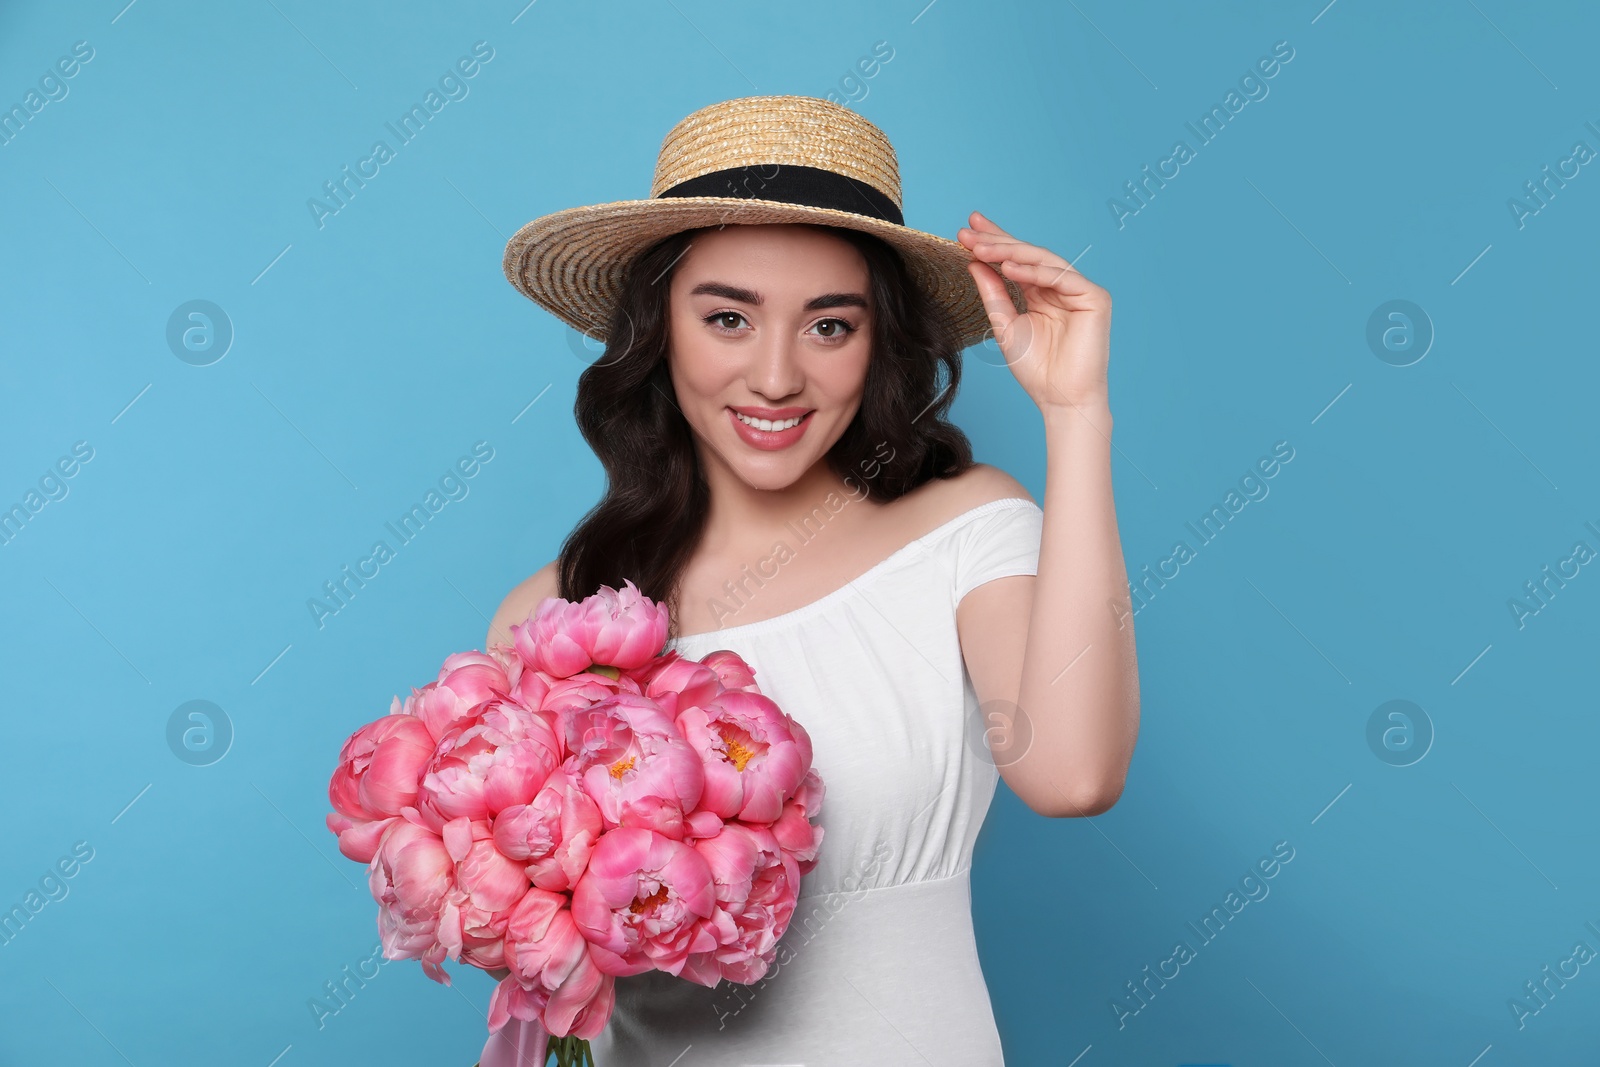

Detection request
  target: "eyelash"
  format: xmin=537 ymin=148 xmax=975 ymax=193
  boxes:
xmin=702 ymin=310 xmax=858 ymax=343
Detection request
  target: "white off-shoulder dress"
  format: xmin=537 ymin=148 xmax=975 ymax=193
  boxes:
xmin=586 ymin=496 xmax=1046 ymax=1067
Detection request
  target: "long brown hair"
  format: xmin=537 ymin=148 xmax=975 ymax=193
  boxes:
xmin=556 ymin=223 xmax=975 ymax=637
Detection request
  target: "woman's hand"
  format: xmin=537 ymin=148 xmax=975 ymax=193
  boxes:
xmin=959 ymin=211 xmax=1112 ymax=414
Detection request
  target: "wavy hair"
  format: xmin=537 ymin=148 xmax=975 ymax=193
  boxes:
xmin=556 ymin=223 xmax=976 ymax=638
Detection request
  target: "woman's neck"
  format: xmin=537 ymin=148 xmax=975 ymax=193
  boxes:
xmin=698 ymin=454 xmax=871 ymax=556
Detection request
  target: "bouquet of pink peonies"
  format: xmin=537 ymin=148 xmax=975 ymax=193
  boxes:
xmin=325 ymin=580 xmax=824 ymax=1067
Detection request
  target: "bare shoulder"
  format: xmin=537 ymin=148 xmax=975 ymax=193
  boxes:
xmin=486 ymin=560 xmax=560 ymax=651
xmin=914 ymin=463 xmax=1036 ymax=527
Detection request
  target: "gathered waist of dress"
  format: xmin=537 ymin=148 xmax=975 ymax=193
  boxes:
xmin=794 ymin=864 xmax=972 ymax=906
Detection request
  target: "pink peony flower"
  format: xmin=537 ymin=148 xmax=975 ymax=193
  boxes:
xmin=683 ymin=808 xmax=726 ymax=843
xmin=630 ymin=650 xmax=725 ymax=718
xmin=699 ymin=648 xmax=760 ymax=692
xmin=325 ymin=713 xmax=434 ymax=862
xmin=514 ymin=579 xmax=668 ymax=678
xmin=328 ymin=578 xmax=828 ymax=1067
xmin=539 ymin=671 xmax=638 ymax=724
xmin=483 ymin=954 xmax=615 ymax=1067
xmin=478 ymin=703 xmax=565 ymax=813
xmin=492 ymin=768 xmax=604 ymax=893
xmin=771 ymin=767 xmax=826 ymax=875
xmin=325 ymin=810 xmax=396 ymax=865
xmin=370 ymin=819 xmax=459 ymax=983
xmin=486 ymin=639 xmax=556 ymax=713
xmin=563 ymin=693 xmax=705 ymax=840
xmin=498 ymin=887 xmax=613 ymax=1036
xmin=437 ymin=649 xmax=514 ymax=703
xmin=415 ymin=698 xmax=562 ymax=831
xmin=681 ymin=821 xmax=801 ymax=987
xmin=430 ymin=816 xmax=530 ymax=972
xmin=723 ymin=836 xmax=801 ymax=983
xmin=679 ymin=690 xmax=813 ymax=824
xmin=443 ymin=816 xmax=529 ymax=914
xmin=570 ymin=826 xmax=718 ymax=978
xmin=455 ymin=910 xmax=511 ymax=972
xmin=408 ymin=651 xmax=516 ymax=741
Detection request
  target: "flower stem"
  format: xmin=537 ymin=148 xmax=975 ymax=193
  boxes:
xmin=545 ymin=1035 xmax=593 ymax=1067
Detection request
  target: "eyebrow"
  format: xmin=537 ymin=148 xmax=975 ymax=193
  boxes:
xmin=687 ymin=281 xmax=869 ymax=313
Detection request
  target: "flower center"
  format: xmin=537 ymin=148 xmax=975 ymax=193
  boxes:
xmin=609 ymin=755 xmax=636 ymax=778
xmin=630 ymin=883 xmax=669 ymax=914
xmin=724 ymin=737 xmax=756 ymax=771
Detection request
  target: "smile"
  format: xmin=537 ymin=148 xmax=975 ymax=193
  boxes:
xmin=726 ymin=408 xmax=814 ymax=451
xmin=733 ymin=412 xmax=805 ymax=431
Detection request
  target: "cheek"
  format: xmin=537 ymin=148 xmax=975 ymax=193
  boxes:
xmin=666 ymin=335 xmax=735 ymax=405
xmin=813 ymin=349 xmax=872 ymax=403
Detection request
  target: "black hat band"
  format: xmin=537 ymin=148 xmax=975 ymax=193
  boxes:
xmin=656 ymin=163 xmax=905 ymax=227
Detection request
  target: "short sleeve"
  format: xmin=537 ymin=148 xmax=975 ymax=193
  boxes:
xmin=950 ymin=498 xmax=1044 ymax=603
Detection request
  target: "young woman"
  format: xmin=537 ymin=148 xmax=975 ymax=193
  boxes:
xmin=483 ymin=96 xmax=1139 ymax=1065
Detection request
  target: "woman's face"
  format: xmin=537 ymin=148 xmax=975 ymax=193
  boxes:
xmin=666 ymin=224 xmax=873 ymax=493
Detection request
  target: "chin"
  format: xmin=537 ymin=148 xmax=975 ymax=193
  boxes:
xmin=728 ymin=452 xmax=815 ymax=492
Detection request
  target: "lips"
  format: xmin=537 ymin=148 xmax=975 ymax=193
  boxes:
xmin=727 ymin=407 xmax=813 ymax=451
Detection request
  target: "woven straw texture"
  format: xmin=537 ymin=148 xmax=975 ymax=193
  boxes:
xmin=649 ymin=95 xmax=901 ymax=204
xmin=502 ymin=95 xmax=1026 ymax=352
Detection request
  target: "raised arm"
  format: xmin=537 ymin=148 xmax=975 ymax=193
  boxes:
xmin=954 ymin=211 xmax=1140 ymax=819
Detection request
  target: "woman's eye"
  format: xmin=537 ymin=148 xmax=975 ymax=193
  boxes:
xmin=702 ymin=312 xmax=856 ymax=341
xmin=707 ymin=311 xmax=746 ymax=332
xmin=811 ymin=318 xmax=856 ymax=342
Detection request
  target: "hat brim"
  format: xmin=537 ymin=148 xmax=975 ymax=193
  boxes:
xmin=501 ymin=195 xmax=1027 ymax=352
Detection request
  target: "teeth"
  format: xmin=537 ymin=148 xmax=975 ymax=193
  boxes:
xmin=735 ymin=412 xmax=804 ymax=432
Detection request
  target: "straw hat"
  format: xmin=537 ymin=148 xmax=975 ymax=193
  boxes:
xmin=501 ymin=94 xmax=1027 ymax=352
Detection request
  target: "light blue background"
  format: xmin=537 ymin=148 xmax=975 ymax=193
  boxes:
xmin=2 ymin=1 xmax=1596 ymax=1064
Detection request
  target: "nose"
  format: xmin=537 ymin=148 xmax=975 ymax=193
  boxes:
xmin=747 ymin=327 xmax=805 ymax=401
